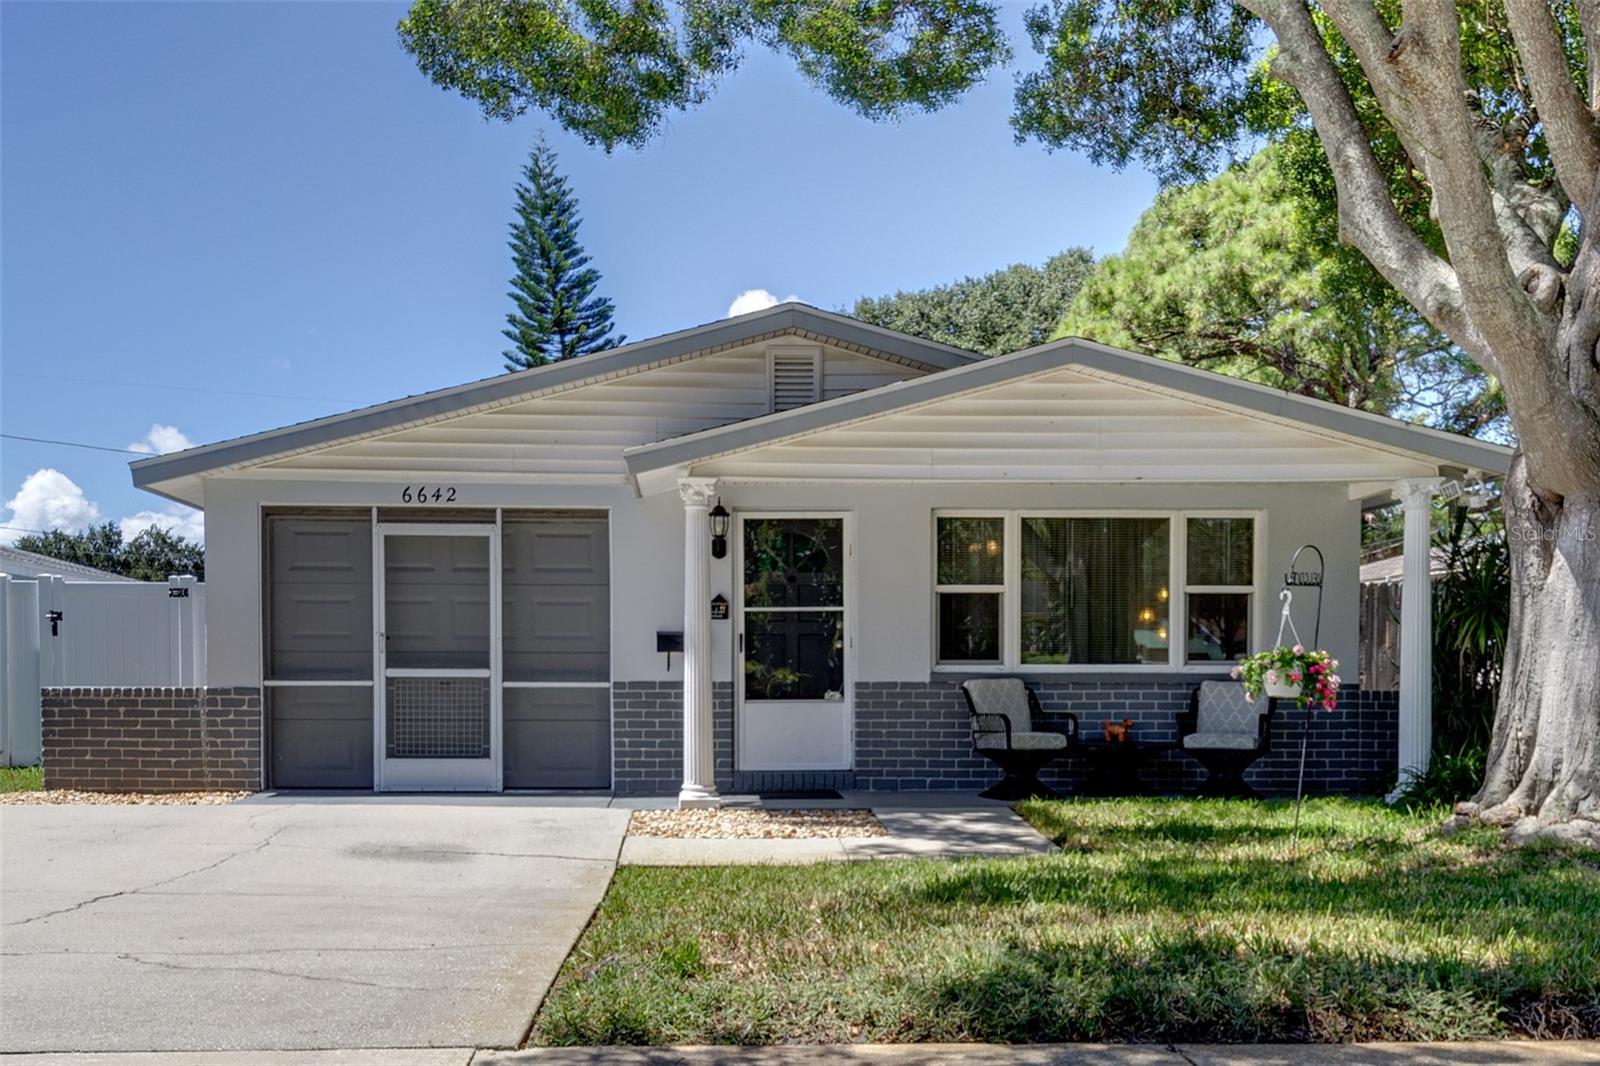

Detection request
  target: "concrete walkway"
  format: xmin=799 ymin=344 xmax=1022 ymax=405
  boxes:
xmin=619 ymin=807 xmax=1056 ymax=865
xmin=8 ymin=1042 xmax=1598 ymax=1065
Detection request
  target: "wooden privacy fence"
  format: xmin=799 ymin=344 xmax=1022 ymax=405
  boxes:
xmin=1359 ymin=579 xmax=1402 ymax=692
xmin=0 ymin=573 xmax=204 ymax=766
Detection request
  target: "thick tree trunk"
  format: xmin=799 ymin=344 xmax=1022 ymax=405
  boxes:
xmin=1464 ymin=174 xmax=1600 ymax=848
xmin=1468 ymin=463 xmax=1600 ymax=846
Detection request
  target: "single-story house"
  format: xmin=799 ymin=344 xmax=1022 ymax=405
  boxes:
xmin=52 ymin=303 xmax=1510 ymax=799
xmin=0 ymin=545 xmax=137 ymax=582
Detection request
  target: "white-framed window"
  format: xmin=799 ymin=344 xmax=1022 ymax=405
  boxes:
xmin=933 ymin=510 xmax=1261 ymax=671
xmin=934 ymin=514 xmax=1006 ymax=664
xmin=1182 ymin=516 xmax=1256 ymax=665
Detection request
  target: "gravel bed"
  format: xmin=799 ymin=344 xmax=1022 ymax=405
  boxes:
xmin=628 ymin=807 xmax=887 ymax=839
xmin=0 ymin=790 xmax=253 ymax=806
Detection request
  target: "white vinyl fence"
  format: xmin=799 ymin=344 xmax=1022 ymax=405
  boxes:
xmin=0 ymin=573 xmax=204 ymax=766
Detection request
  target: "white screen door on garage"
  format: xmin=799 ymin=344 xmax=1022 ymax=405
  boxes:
xmin=375 ymin=523 xmax=500 ymax=791
xmin=735 ymin=514 xmax=852 ymax=771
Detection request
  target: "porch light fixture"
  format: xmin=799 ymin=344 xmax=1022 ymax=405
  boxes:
xmin=709 ymin=500 xmax=730 ymax=559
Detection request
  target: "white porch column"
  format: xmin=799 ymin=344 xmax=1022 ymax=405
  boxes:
xmin=1392 ymin=476 xmax=1444 ymax=796
xmin=678 ymin=477 xmax=721 ymax=809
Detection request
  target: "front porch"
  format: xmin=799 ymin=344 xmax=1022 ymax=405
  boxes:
xmin=649 ymin=475 xmax=1441 ymax=809
xmin=633 ymin=341 xmax=1506 ymax=808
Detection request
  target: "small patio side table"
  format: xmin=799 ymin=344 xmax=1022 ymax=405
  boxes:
xmin=1073 ymin=738 xmax=1178 ymax=796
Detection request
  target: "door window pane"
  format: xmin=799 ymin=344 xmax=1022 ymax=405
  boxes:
xmin=384 ymin=535 xmax=490 ymax=670
xmin=937 ymin=592 xmax=1001 ymax=663
xmin=936 ymin=517 xmax=1004 ymax=586
xmin=1187 ymin=592 xmax=1251 ymax=662
xmin=743 ymin=518 xmax=844 ymax=608
xmin=1020 ymin=517 xmax=1170 ymax=664
xmin=1187 ymin=517 xmax=1254 ymax=586
xmin=744 ymin=611 xmax=844 ymax=700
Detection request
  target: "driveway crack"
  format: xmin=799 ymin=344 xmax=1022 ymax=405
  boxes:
xmin=114 ymin=952 xmax=440 ymax=992
xmin=270 ymin=841 xmax=616 ymax=862
xmin=3 ymin=824 xmax=294 ymax=929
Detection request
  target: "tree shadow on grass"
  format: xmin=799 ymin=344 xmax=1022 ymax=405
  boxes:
xmin=888 ymin=848 xmax=1595 ymax=958
xmin=912 ymin=934 xmax=1600 ymax=1044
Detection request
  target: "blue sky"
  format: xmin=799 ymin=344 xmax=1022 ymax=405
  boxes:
xmin=1 ymin=1 xmax=1158 ymax=541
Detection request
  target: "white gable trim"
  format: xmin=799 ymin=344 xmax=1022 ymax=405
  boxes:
xmin=623 ymin=338 xmax=1512 ymax=495
xmin=131 ymin=304 xmax=980 ymax=505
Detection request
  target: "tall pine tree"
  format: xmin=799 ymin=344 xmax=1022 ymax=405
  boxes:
xmin=502 ymin=137 xmax=622 ymax=370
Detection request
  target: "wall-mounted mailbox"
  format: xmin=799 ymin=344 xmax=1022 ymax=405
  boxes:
xmin=656 ymin=630 xmax=684 ymax=671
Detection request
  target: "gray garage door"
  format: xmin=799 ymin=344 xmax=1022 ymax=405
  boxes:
xmin=265 ymin=513 xmax=375 ymax=789
xmin=502 ymin=514 xmax=610 ymax=789
xmin=264 ymin=510 xmax=610 ymax=790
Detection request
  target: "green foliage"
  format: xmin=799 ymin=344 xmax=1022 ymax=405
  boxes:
xmin=1432 ymin=505 xmax=1510 ymax=754
xmin=13 ymin=522 xmax=204 ymax=582
xmin=536 ymin=798 xmax=1600 ymax=1044
xmin=14 ymin=524 xmax=124 ymax=576
xmin=399 ymin=0 xmax=1011 ymax=151
xmin=1394 ymin=746 xmax=1488 ymax=812
xmin=852 ymin=249 xmax=1094 ymax=356
xmin=1058 ymin=147 xmax=1505 ymax=433
xmin=502 ymin=137 xmax=623 ymax=369
xmin=1013 ymin=0 xmax=1258 ymax=184
xmin=1010 ymin=0 xmax=1560 ymax=202
xmin=0 ymin=766 xmax=43 ymax=793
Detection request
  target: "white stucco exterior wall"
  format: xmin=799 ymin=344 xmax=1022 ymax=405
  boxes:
xmin=202 ymin=475 xmax=1359 ymax=690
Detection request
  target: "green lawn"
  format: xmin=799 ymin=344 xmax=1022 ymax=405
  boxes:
xmin=533 ymin=798 xmax=1600 ymax=1046
xmin=0 ymin=766 xmax=42 ymax=793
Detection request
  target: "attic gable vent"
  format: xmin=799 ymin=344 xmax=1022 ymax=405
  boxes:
xmin=769 ymin=346 xmax=822 ymax=412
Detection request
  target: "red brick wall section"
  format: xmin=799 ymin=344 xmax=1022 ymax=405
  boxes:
xmin=41 ymin=687 xmax=262 ymax=793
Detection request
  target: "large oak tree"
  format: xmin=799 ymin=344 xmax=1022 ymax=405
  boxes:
xmin=402 ymin=0 xmax=1600 ymax=844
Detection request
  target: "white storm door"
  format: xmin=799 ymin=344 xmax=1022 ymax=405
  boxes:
xmin=375 ymin=523 xmax=501 ymax=791
xmin=736 ymin=514 xmax=852 ymax=771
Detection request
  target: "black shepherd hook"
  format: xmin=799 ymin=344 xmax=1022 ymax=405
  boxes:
xmin=1284 ymin=544 xmax=1326 ymax=649
xmin=1284 ymin=543 xmax=1325 ymax=850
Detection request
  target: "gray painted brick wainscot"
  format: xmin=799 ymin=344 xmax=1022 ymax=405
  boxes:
xmin=614 ymin=679 xmax=1397 ymax=796
xmin=41 ymin=687 xmax=262 ymax=792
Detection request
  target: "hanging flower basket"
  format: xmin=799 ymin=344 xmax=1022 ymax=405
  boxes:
xmin=1231 ymin=644 xmax=1343 ymax=711
xmin=1265 ymin=675 xmax=1302 ymax=699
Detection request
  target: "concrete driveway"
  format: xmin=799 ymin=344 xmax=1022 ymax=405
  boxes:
xmin=0 ymin=797 xmax=628 ymax=1054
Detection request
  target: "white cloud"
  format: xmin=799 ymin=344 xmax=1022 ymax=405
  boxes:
xmin=119 ymin=506 xmax=205 ymax=543
xmin=0 ymin=469 xmax=204 ymax=548
xmin=127 ymin=424 xmax=194 ymax=456
xmin=727 ymin=289 xmax=802 ymax=318
xmin=1 ymin=469 xmax=102 ymax=544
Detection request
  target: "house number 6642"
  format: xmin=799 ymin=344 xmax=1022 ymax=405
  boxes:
xmin=401 ymin=485 xmax=457 ymax=503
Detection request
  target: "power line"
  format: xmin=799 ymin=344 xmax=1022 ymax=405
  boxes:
xmin=3 ymin=370 xmax=359 ymax=405
xmin=1 ymin=433 xmax=143 ymax=455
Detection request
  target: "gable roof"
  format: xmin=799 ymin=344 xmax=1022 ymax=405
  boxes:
xmin=0 ymin=545 xmax=139 ymax=582
xmin=622 ymin=336 xmax=1513 ymax=493
xmin=130 ymin=303 xmax=979 ymax=503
